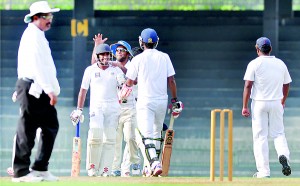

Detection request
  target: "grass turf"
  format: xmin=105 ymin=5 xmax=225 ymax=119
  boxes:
xmin=1 ymin=177 xmax=300 ymax=186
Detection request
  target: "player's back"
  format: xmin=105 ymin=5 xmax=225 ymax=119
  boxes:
xmin=249 ymin=56 xmax=291 ymax=100
xmin=131 ymin=49 xmax=174 ymax=100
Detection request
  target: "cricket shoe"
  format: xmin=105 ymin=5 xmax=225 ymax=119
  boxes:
xmin=279 ymin=155 xmax=291 ymax=176
xmin=121 ymin=172 xmax=131 ymax=177
xmin=142 ymin=166 xmax=152 ymax=177
xmin=7 ymin=167 xmax=14 ymax=176
xmin=252 ymin=172 xmax=270 ymax=178
xmin=111 ymin=170 xmax=121 ymax=177
xmin=131 ymin=164 xmax=141 ymax=176
xmin=11 ymin=172 xmax=43 ymax=182
xmin=151 ymin=161 xmax=163 ymax=177
xmin=87 ymin=164 xmax=98 ymax=177
xmin=31 ymin=170 xmax=59 ymax=181
xmin=99 ymin=167 xmax=110 ymax=177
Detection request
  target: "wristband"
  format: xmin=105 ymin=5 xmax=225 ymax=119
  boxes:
xmin=171 ymin=98 xmax=178 ymax=103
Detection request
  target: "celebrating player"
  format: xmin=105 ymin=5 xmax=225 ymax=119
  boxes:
xmin=70 ymin=43 xmax=123 ymax=177
xmin=242 ymin=37 xmax=292 ymax=178
xmin=109 ymin=41 xmax=141 ymax=177
xmin=120 ymin=28 xmax=183 ymax=176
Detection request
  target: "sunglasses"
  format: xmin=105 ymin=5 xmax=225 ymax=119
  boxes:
xmin=116 ymin=48 xmax=127 ymax=53
xmin=40 ymin=15 xmax=53 ymax=20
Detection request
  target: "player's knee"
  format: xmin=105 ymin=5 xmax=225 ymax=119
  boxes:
xmin=124 ymin=134 xmax=135 ymax=144
xmin=103 ymin=137 xmax=116 ymax=145
xmin=87 ymin=128 xmax=102 ymax=145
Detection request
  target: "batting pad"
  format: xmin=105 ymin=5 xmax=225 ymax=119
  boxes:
xmin=86 ymin=128 xmax=103 ymax=170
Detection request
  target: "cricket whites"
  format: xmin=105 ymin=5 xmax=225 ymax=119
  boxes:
xmin=161 ymin=115 xmax=175 ymax=176
xmin=71 ymin=121 xmax=81 ymax=177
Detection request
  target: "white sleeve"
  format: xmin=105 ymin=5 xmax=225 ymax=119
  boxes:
xmin=81 ymin=67 xmax=91 ymax=90
xmin=126 ymin=59 xmax=138 ymax=81
xmin=29 ymin=35 xmax=60 ymax=95
xmin=165 ymin=53 xmax=175 ymax=77
xmin=283 ymin=65 xmax=292 ymax=84
xmin=243 ymin=61 xmax=255 ymax=81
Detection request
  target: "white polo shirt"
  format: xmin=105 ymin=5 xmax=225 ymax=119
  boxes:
xmin=126 ymin=49 xmax=175 ymax=100
xmin=81 ymin=63 xmax=123 ymax=108
xmin=243 ymin=56 xmax=292 ymax=101
xmin=18 ymin=23 xmax=60 ymax=96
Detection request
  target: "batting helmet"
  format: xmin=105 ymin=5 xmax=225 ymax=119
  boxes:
xmin=110 ymin=40 xmax=133 ymax=57
xmin=140 ymin=28 xmax=159 ymax=43
xmin=95 ymin=44 xmax=111 ymax=55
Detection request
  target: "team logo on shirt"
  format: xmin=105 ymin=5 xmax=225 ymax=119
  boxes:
xmin=95 ymin=72 xmax=101 ymax=78
xmin=110 ymin=72 xmax=115 ymax=76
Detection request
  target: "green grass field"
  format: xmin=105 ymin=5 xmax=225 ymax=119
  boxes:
xmin=1 ymin=177 xmax=300 ymax=186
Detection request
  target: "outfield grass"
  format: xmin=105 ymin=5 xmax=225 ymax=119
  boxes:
xmin=1 ymin=177 xmax=300 ymax=186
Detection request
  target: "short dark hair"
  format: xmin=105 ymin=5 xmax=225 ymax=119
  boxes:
xmin=260 ymin=45 xmax=271 ymax=54
xmin=144 ymin=42 xmax=156 ymax=49
xmin=30 ymin=13 xmax=45 ymax=22
xmin=132 ymin=47 xmax=143 ymax=57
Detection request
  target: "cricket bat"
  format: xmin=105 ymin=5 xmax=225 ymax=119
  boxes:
xmin=71 ymin=121 xmax=81 ymax=177
xmin=161 ymin=115 xmax=175 ymax=176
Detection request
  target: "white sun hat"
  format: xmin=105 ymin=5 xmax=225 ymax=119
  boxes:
xmin=24 ymin=1 xmax=60 ymax=23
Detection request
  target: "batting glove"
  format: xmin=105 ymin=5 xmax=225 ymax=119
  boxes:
xmin=70 ymin=108 xmax=84 ymax=126
xmin=168 ymin=98 xmax=184 ymax=118
xmin=116 ymin=73 xmax=126 ymax=89
xmin=119 ymin=83 xmax=133 ymax=101
xmin=12 ymin=91 xmax=17 ymax=102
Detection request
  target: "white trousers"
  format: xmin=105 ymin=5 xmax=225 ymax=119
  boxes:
xmin=112 ymin=108 xmax=140 ymax=173
xmin=86 ymin=102 xmax=120 ymax=174
xmin=251 ymin=100 xmax=290 ymax=177
xmin=136 ymin=99 xmax=167 ymax=160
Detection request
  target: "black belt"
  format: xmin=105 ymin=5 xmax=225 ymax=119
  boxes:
xmin=19 ymin=77 xmax=34 ymax=83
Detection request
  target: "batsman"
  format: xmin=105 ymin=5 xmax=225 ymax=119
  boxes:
xmin=70 ymin=43 xmax=123 ymax=177
xmin=120 ymin=28 xmax=183 ymax=176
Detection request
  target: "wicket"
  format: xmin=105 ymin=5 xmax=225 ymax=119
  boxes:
xmin=210 ymin=109 xmax=233 ymax=181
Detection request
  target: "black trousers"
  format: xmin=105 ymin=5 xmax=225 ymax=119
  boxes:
xmin=13 ymin=79 xmax=59 ymax=178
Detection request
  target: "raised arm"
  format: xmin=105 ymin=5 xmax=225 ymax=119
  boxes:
xmin=91 ymin=33 xmax=108 ymax=64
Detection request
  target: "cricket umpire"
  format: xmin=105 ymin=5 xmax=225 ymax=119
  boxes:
xmin=12 ymin=1 xmax=60 ymax=182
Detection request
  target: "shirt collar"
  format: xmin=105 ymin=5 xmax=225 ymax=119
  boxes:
xmin=28 ymin=23 xmax=45 ymax=36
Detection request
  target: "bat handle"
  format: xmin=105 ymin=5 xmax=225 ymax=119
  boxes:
xmin=76 ymin=121 xmax=80 ymax=137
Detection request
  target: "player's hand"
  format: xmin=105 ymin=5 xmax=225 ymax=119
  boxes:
xmin=169 ymin=98 xmax=184 ymax=118
xmin=93 ymin=33 xmax=108 ymax=46
xmin=116 ymin=73 xmax=126 ymax=88
xmin=70 ymin=109 xmax=84 ymax=126
xmin=108 ymin=61 xmax=119 ymax=67
xmin=48 ymin=92 xmax=57 ymax=106
xmin=120 ymin=83 xmax=132 ymax=101
xmin=242 ymin=108 xmax=250 ymax=117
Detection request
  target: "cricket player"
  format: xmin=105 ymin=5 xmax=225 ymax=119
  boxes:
xmin=120 ymin=28 xmax=183 ymax=176
xmin=70 ymin=43 xmax=123 ymax=177
xmin=110 ymin=41 xmax=141 ymax=177
xmin=242 ymin=37 xmax=292 ymax=178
